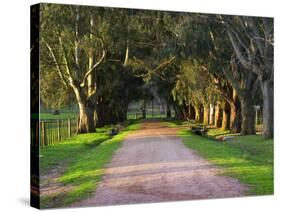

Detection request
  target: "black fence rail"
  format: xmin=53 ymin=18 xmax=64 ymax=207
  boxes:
xmin=126 ymin=111 xmax=173 ymax=120
xmin=31 ymin=118 xmax=78 ymax=147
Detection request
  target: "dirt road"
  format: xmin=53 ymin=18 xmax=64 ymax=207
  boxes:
xmin=73 ymin=121 xmax=246 ymax=207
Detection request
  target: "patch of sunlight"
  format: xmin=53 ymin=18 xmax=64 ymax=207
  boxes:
xmin=59 ymin=169 xmax=104 ymax=183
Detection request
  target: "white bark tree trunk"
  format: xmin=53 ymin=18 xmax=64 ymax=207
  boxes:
xmin=209 ymin=104 xmax=214 ymax=125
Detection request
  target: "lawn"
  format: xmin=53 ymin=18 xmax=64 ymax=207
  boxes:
xmin=177 ymin=127 xmax=273 ymax=196
xmin=40 ymin=120 xmax=140 ymax=208
xmin=39 ymin=112 xmax=78 ymax=120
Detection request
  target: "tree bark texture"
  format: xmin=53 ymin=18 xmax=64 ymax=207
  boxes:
xmin=230 ymin=90 xmax=241 ymax=133
xmin=214 ymin=102 xmax=222 ymax=128
xmin=240 ymin=95 xmax=256 ymax=135
xmin=221 ymin=102 xmax=230 ymax=131
xmin=203 ymin=104 xmax=210 ymax=125
xmin=260 ymin=80 xmax=274 ymax=139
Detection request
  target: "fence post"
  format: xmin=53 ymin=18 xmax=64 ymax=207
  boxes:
xmin=68 ymin=119 xmax=71 ymax=137
xmin=76 ymin=117 xmax=79 ymax=133
xmin=57 ymin=120 xmax=61 ymax=141
xmin=41 ymin=121 xmax=46 ymax=147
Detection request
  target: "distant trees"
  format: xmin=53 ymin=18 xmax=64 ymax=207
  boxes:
xmin=171 ymin=60 xmax=215 ymax=123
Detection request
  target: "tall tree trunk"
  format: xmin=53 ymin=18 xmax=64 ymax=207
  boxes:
xmin=199 ymin=107 xmax=204 ymax=123
xmin=221 ymin=102 xmax=230 ymax=131
xmin=120 ymin=102 xmax=129 ymax=122
xmin=166 ymin=101 xmax=171 ymax=118
xmin=76 ymin=14 xmax=96 ymax=133
xmin=240 ymin=95 xmax=256 ymax=135
xmin=223 ymin=64 xmax=257 ymax=135
xmin=260 ymin=80 xmax=274 ymax=139
xmin=152 ymin=100 xmax=154 ymax=118
xmin=209 ymin=104 xmax=215 ymax=125
xmin=77 ymin=101 xmax=96 ymax=133
xmin=182 ymin=107 xmax=188 ymax=120
xmin=142 ymin=101 xmax=146 ymax=119
xmin=214 ymin=102 xmax=222 ymax=128
xmin=230 ymin=90 xmax=241 ymax=133
xmin=174 ymin=105 xmax=183 ymax=120
xmin=203 ymin=104 xmax=209 ymax=125
xmin=194 ymin=106 xmax=201 ymax=123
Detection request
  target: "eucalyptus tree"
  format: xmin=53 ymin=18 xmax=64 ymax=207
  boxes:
xmin=172 ymin=60 xmax=216 ymax=123
xmin=40 ymin=4 xmax=108 ymax=132
xmin=212 ymin=75 xmax=241 ymax=132
xmin=182 ymin=15 xmax=258 ymax=135
xmin=218 ymin=16 xmax=274 ymax=138
xmin=40 ymin=4 xmax=135 ymax=132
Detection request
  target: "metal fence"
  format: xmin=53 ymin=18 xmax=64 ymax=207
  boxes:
xmin=255 ymin=109 xmax=263 ymax=132
xmin=31 ymin=118 xmax=78 ymax=147
xmin=126 ymin=111 xmax=175 ymax=120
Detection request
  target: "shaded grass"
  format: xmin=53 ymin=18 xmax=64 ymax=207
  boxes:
xmin=178 ymin=129 xmax=273 ymax=196
xmin=40 ymin=120 xmax=140 ymax=208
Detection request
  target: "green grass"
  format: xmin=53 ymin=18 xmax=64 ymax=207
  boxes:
xmin=39 ymin=126 xmax=112 ymax=175
xmin=163 ymin=118 xmax=199 ymax=128
xmin=39 ymin=112 xmax=78 ymax=120
xmin=163 ymin=119 xmax=186 ymax=127
xmin=207 ymin=128 xmax=231 ymax=137
xmin=178 ymin=129 xmax=273 ymax=196
xmin=40 ymin=120 xmax=140 ymax=208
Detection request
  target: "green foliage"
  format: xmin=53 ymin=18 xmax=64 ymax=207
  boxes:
xmin=40 ymin=69 xmax=73 ymax=110
xmin=172 ymin=59 xmax=217 ymax=107
xmin=39 ymin=3 xmax=270 ymax=135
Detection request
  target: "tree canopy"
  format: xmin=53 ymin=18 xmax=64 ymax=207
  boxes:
xmin=39 ymin=4 xmax=273 ymax=138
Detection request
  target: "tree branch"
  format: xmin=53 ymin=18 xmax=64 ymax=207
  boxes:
xmin=226 ymin=29 xmax=251 ymax=70
xmin=42 ymin=38 xmax=68 ymax=87
xmin=58 ymin=37 xmax=75 ymax=87
xmin=223 ymin=64 xmax=242 ymax=94
xmin=123 ymin=39 xmax=129 ymax=67
xmin=247 ymin=17 xmax=264 ymax=56
xmin=218 ymin=16 xmax=252 ymax=70
xmin=151 ymin=56 xmax=176 ymax=73
xmin=80 ymin=37 xmax=106 ymax=87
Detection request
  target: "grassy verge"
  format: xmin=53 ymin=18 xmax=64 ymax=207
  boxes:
xmin=165 ymin=120 xmax=273 ymax=196
xmin=178 ymin=130 xmax=273 ymax=196
xmin=207 ymin=128 xmax=231 ymax=137
xmin=162 ymin=119 xmax=192 ymax=128
xmin=40 ymin=120 xmax=140 ymax=208
xmin=39 ymin=126 xmax=112 ymax=175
